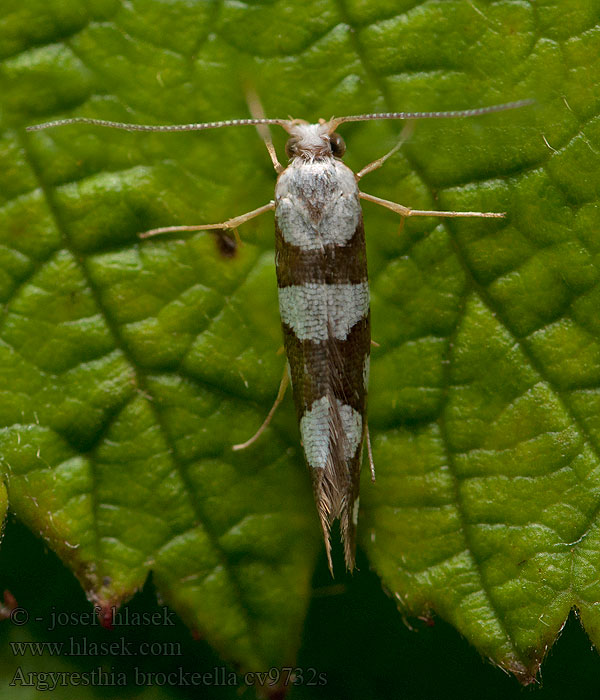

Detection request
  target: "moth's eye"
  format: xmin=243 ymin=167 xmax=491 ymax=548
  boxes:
xmin=329 ymin=132 xmax=346 ymax=157
xmin=285 ymin=137 xmax=299 ymax=159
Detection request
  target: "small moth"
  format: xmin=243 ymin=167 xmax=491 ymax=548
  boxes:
xmin=28 ymin=97 xmax=531 ymax=573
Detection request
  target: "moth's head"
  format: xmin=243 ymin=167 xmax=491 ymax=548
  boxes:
xmin=283 ymin=119 xmax=346 ymax=161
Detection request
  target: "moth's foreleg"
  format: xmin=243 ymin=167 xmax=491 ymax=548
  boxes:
xmin=245 ymin=88 xmax=284 ymax=174
xmin=355 ymin=122 xmax=505 ymax=219
xmin=359 ymin=191 xmax=506 ymax=219
xmin=232 ymin=364 xmax=290 ymax=451
xmin=138 ymin=201 xmax=276 ymax=240
xmin=355 ymin=122 xmax=414 ymax=182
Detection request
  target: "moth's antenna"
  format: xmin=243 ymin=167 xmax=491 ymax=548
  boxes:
xmin=26 ymin=116 xmax=290 ymax=133
xmin=26 ymin=100 xmax=534 ymax=134
xmin=330 ymin=99 xmax=534 ymax=129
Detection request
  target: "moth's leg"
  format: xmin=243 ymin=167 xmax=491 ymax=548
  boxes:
xmin=355 ymin=123 xmax=414 ymax=182
xmin=246 ymin=88 xmax=284 ymax=174
xmin=359 ymin=191 xmax=505 ymax=219
xmin=232 ymin=364 xmax=290 ymax=451
xmin=357 ymin=124 xmax=504 ymax=219
xmin=139 ymin=201 xmax=276 ymax=239
xmin=366 ymin=423 xmax=375 ymax=482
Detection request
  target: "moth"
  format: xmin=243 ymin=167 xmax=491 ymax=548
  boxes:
xmin=28 ymin=97 xmax=531 ymax=573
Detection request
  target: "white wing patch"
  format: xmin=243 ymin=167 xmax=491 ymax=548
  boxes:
xmin=278 ymin=282 xmax=369 ymax=341
xmin=300 ymin=396 xmax=363 ymax=470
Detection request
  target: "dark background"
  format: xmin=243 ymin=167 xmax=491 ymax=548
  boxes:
xmin=1 ymin=517 xmax=599 ymax=699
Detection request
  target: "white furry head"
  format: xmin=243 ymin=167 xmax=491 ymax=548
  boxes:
xmin=284 ymin=120 xmax=346 ymax=161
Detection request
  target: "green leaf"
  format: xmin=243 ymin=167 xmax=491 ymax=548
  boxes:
xmin=1 ymin=0 xmax=599 ymax=685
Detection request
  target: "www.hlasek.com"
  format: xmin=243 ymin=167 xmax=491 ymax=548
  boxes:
xmin=9 ymin=666 xmax=327 ymax=690
xmin=10 ymin=637 xmax=181 ymax=657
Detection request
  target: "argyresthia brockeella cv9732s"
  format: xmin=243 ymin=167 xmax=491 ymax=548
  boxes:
xmin=27 ymin=98 xmax=532 ymax=573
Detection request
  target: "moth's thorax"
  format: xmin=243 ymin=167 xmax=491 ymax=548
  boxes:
xmin=275 ymin=157 xmax=358 ymax=206
xmin=274 ymin=158 xmax=360 ymax=250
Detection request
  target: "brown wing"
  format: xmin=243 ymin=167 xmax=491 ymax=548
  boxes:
xmin=276 ymin=213 xmax=370 ymax=572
